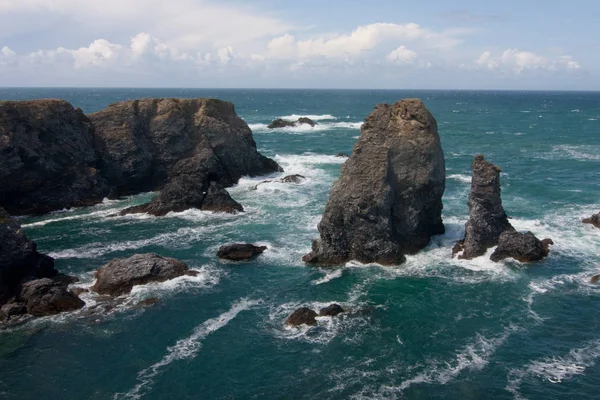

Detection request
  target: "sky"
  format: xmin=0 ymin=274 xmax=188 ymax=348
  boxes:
xmin=0 ymin=0 xmax=598 ymax=89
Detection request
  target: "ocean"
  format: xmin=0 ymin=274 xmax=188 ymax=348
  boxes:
xmin=0 ymin=88 xmax=599 ymax=400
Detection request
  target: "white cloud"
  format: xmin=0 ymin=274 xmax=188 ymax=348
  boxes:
xmin=266 ymin=23 xmax=469 ymax=61
xmin=387 ymin=46 xmax=417 ymax=64
xmin=476 ymin=49 xmax=581 ymax=74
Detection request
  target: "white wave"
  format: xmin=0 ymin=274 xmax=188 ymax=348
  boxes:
xmin=279 ymin=114 xmax=337 ymax=121
xmin=506 ymin=338 xmax=600 ymax=398
xmin=548 ymin=145 xmax=600 ymax=161
xmin=21 ymin=209 xmax=116 ymax=228
xmin=313 ymin=269 xmax=343 ymax=285
xmin=248 ymin=121 xmax=363 ymax=133
xmin=448 ymin=174 xmax=472 ymax=184
xmin=115 ymin=298 xmax=259 ymax=400
xmin=385 ymin=326 xmax=518 ymax=393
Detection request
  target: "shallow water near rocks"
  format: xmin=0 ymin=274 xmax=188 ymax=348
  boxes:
xmin=1 ymin=88 xmax=599 ymax=399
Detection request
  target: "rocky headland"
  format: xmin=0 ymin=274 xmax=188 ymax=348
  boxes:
xmin=303 ymin=99 xmax=446 ymax=266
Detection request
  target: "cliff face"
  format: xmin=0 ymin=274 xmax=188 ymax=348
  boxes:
xmin=303 ymin=99 xmax=446 ymax=266
xmin=0 ymin=98 xmax=281 ymax=216
xmin=89 ymin=98 xmax=281 ymax=197
xmin=0 ymin=100 xmax=109 ymax=215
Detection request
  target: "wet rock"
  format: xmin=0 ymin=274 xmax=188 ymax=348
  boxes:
xmin=200 ymin=182 xmax=244 ymax=214
xmin=285 ymin=307 xmax=318 ymax=326
xmin=583 ymin=213 xmax=600 ymax=229
xmin=20 ymin=278 xmax=85 ymax=317
xmin=319 ymin=304 xmax=344 ymax=317
xmin=591 ymin=274 xmax=600 ymax=284
xmin=458 ymin=155 xmax=514 ymax=260
xmin=71 ymin=288 xmax=89 ymax=297
xmin=0 ymin=99 xmax=110 ymax=215
xmin=490 ymin=231 xmax=553 ymax=263
xmin=335 ymin=153 xmax=349 ymax=158
xmin=137 ymin=298 xmax=159 ymax=307
xmin=280 ymin=174 xmax=306 ymax=184
xmin=0 ymin=302 xmax=27 ymax=321
xmin=217 ymin=244 xmax=267 ymax=261
xmin=0 ymin=206 xmax=57 ymax=305
xmin=297 ymin=117 xmax=317 ymax=127
xmin=185 ymin=270 xmax=200 ymax=277
xmin=267 ymin=118 xmax=296 ymax=129
xmin=54 ymin=274 xmax=80 ymax=285
xmin=91 ymin=254 xmax=190 ymax=296
xmin=303 ymin=99 xmax=445 ymax=266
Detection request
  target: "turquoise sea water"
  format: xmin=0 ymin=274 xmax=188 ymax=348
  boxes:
xmin=0 ymin=89 xmax=599 ymax=400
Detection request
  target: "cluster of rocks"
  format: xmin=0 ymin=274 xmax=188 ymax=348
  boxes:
xmin=285 ymin=304 xmax=344 ymax=326
xmin=0 ymin=206 xmax=84 ymax=322
xmin=452 ymin=155 xmax=553 ymax=263
xmin=0 ymin=98 xmax=282 ymax=217
xmin=267 ymin=117 xmax=316 ymax=129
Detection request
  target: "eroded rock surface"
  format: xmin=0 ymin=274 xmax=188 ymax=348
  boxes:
xmin=303 ymin=99 xmax=445 ymax=266
xmin=91 ymin=254 xmax=190 ymax=296
xmin=217 ymin=244 xmax=267 ymax=261
xmin=490 ymin=232 xmax=553 ymax=263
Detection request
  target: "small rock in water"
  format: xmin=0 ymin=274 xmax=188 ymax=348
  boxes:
xmin=335 ymin=152 xmax=349 ymax=158
xmin=583 ymin=213 xmax=600 ymax=229
xmin=319 ymin=304 xmax=344 ymax=317
xmin=20 ymin=278 xmax=85 ymax=316
xmin=267 ymin=119 xmax=296 ymax=129
xmin=137 ymin=298 xmax=159 ymax=307
xmin=280 ymin=174 xmax=306 ymax=184
xmin=285 ymin=307 xmax=318 ymax=326
xmin=590 ymin=274 xmax=600 ymax=284
xmin=91 ymin=253 xmax=191 ymax=296
xmin=490 ymin=231 xmax=553 ymax=263
xmin=217 ymin=244 xmax=267 ymax=261
xmin=297 ymin=117 xmax=317 ymax=127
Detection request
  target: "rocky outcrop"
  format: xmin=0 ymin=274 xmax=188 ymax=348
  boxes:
xmin=285 ymin=307 xmax=318 ymax=326
xmin=303 ymin=99 xmax=446 ymax=266
xmin=319 ymin=304 xmax=344 ymax=317
xmin=490 ymin=231 xmax=553 ymax=262
xmin=0 ymin=99 xmax=109 ymax=215
xmin=454 ymin=155 xmax=514 ymax=259
xmin=19 ymin=278 xmax=84 ymax=317
xmin=91 ymin=98 xmax=281 ymax=197
xmin=217 ymin=244 xmax=267 ymax=261
xmin=280 ymin=174 xmax=306 ymax=184
xmin=91 ymin=254 xmax=191 ymax=296
xmin=583 ymin=213 xmax=600 ymax=229
xmin=267 ymin=117 xmax=316 ymax=129
xmin=0 ymin=206 xmax=57 ymax=305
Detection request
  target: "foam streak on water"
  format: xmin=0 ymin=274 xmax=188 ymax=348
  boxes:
xmin=115 ymin=298 xmax=259 ymax=400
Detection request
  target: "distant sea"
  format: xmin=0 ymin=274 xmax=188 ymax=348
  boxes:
xmin=1 ymin=88 xmax=599 ymax=400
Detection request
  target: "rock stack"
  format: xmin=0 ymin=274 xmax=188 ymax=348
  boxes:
xmin=303 ymin=99 xmax=446 ymax=266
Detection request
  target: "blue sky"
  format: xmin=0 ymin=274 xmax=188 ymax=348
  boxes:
xmin=0 ymin=0 xmax=598 ymax=89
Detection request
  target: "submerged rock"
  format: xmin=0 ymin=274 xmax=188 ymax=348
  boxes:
xmin=20 ymin=278 xmax=85 ymax=317
xmin=319 ymin=304 xmax=344 ymax=317
xmin=335 ymin=153 xmax=349 ymax=158
xmin=457 ymin=155 xmax=514 ymax=260
xmin=91 ymin=254 xmax=190 ymax=296
xmin=285 ymin=307 xmax=318 ymax=326
xmin=303 ymin=99 xmax=445 ymax=266
xmin=591 ymin=274 xmax=600 ymax=284
xmin=0 ymin=99 xmax=110 ymax=215
xmin=490 ymin=231 xmax=553 ymax=263
xmin=267 ymin=117 xmax=317 ymax=129
xmin=280 ymin=174 xmax=306 ymax=184
xmin=583 ymin=213 xmax=600 ymax=229
xmin=137 ymin=298 xmax=159 ymax=307
xmin=217 ymin=244 xmax=267 ymax=261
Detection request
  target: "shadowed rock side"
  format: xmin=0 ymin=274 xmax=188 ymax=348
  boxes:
xmin=454 ymin=155 xmax=514 ymax=259
xmin=91 ymin=253 xmax=194 ymax=296
xmin=90 ymin=98 xmax=282 ymax=197
xmin=583 ymin=213 xmax=600 ymax=229
xmin=490 ymin=232 xmax=553 ymax=263
xmin=303 ymin=99 xmax=446 ymax=266
xmin=0 ymin=206 xmax=83 ymax=321
xmin=0 ymin=99 xmax=109 ymax=215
